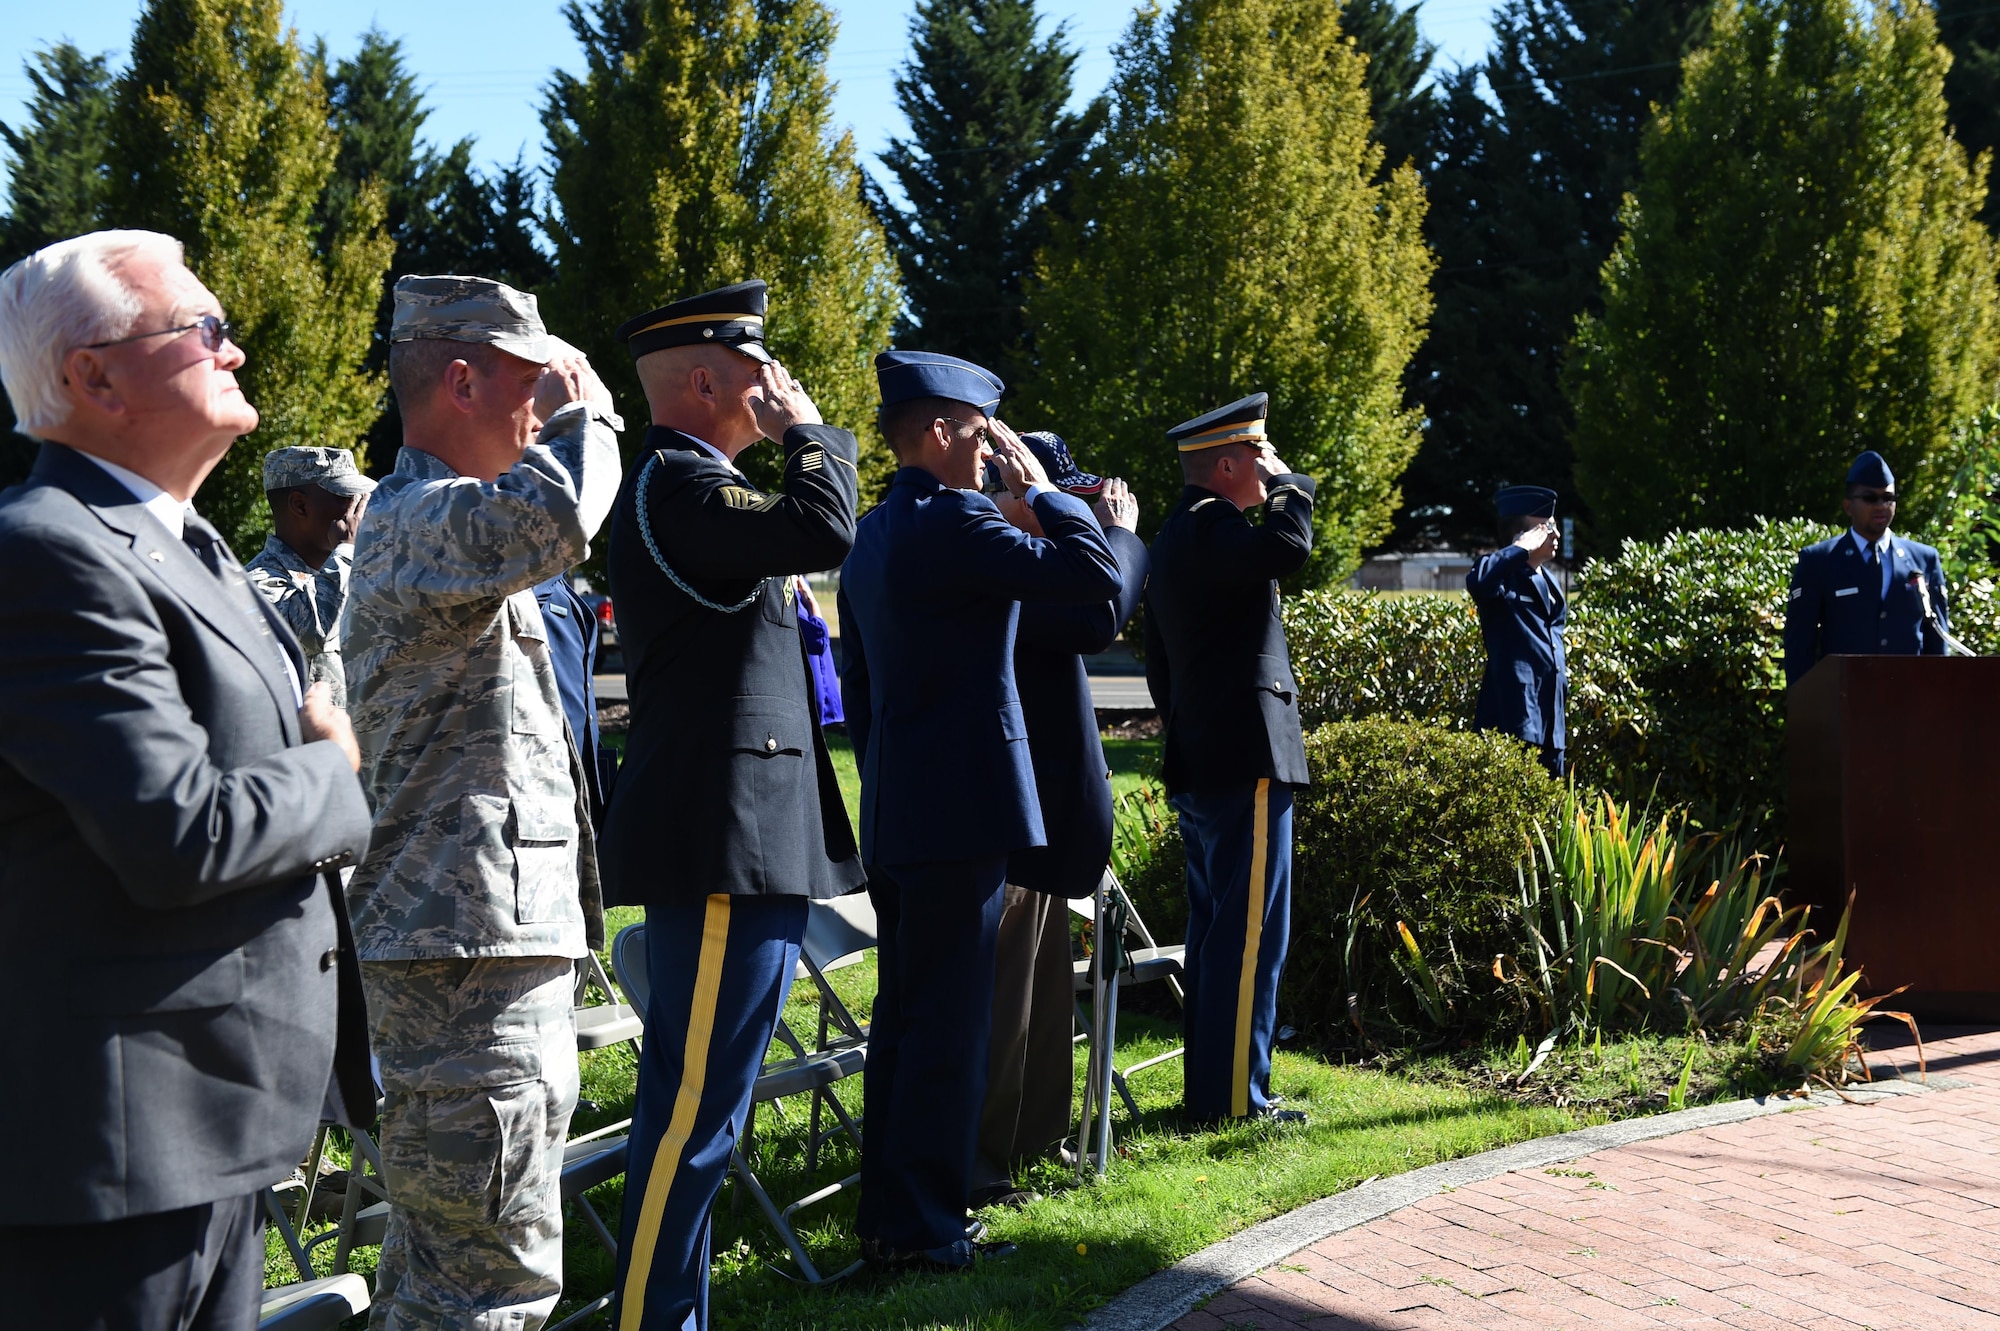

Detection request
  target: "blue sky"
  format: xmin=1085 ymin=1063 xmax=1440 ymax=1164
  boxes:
xmin=0 ymin=0 xmax=1500 ymax=187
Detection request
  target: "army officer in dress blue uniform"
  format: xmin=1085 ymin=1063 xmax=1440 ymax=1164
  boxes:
xmin=600 ymin=280 xmax=865 ymax=1331
xmin=1143 ymin=392 xmax=1315 ymax=1124
xmin=1467 ymin=485 xmax=1567 ymax=777
xmin=1783 ymin=450 xmax=1949 ymax=686
xmin=972 ymin=433 xmax=1148 ymax=1208
xmin=840 ymin=351 xmax=1121 ymax=1270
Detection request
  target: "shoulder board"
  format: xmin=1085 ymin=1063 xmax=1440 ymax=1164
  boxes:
xmin=720 ymin=485 xmax=781 ymax=513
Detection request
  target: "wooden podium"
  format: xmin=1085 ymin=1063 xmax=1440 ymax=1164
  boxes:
xmin=1788 ymin=654 xmax=2000 ymax=1019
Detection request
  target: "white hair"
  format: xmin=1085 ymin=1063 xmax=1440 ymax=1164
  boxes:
xmin=0 ymin=229 xmax=186 ymax=438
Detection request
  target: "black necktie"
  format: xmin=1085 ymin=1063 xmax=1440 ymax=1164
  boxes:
xmin=182 ymin=521 xmax=225 ymax=580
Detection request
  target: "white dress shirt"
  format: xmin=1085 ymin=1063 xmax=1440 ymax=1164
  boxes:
xmin=78 ymin=451 xmax=304 ymax=706
xmin=1849 ymin=528 xmax=1893 ymax=599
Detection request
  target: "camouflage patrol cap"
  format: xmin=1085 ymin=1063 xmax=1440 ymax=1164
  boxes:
xmin=263 ymin=445 xmax=376 ymax=497
xmin=390 ymin=274 xmax=552 ymax=363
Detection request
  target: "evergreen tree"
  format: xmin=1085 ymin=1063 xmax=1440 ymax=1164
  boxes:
xmin=1394 ymin=0 xmax=1706 ymax=552
xmin=1343 ymin=0 xmax=1436 ymax=175
xmin=0 ymin=44 xmax=118 ymax=488
xmin=103 ymin=0 xmax=393 ymax=551
xmin=1569 ymin=0 xmax=2000 ymax=542
xmin=0 ymin=46 xmax=116 ymax=265
xmin=869 ymin=0 xmax=1102 ymax=382
xmin=1936 ymin=0 xmax=2000 ymax=228
xmin=1023 ymin=0 xmax=1433 ymax=586
xmin=543 ymin=0 xmax=902 ymax=492
xmin=320 ymin=29 xmax=429 ymax=253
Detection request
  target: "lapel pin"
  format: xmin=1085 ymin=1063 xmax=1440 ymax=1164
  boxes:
xmin=147 ymin=550 xmax=164 ymax=562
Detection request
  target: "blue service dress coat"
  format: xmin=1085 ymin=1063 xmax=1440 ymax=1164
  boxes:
xmin=1008 ymin=525 xmax=1149 ymax=899
xmin=1782 ymin=531 xmax=1948 ymax=686
xmin=1142 ymin=477 xmax=1317 ymax=796
xmin=838 ymin=468 xmax=1122 ymax=867
xmin=1467 ymin=544 xmax=1567 ymax=750
xmin=600 ymin=425 xmax=866 ymax=907
xmin=533 ymin=572 xmax=616 ymax=826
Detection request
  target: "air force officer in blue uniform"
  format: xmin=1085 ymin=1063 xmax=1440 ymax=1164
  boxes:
xmin=1783 ymin=450 xmax=1948 ymax=686
xmin=1467 ymin=485 xmax=1567 ymax=777
xmin=1143 ymin=393 xmax=1315 ymax=1124
xmin=839 ymin=352 xmax=1120 ymax=1270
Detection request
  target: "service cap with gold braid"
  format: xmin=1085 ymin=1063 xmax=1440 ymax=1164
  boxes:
xmin=615 ymin=278 xmax=773 ymax=363
xmin=1169 ymin=392 xmax=1269 ymax=452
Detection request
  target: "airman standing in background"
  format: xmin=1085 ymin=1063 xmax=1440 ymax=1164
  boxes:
xmin=244 ymin=445 xmax=373 ymax=707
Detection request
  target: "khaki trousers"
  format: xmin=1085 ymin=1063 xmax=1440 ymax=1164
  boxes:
xmin=972 ymin=885 xmax=1075 ymax=1196
xmin=361 ymin=957 xmax=577 ymax=1331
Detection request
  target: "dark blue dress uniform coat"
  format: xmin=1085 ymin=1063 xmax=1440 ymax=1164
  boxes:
xmin=533 ymin=572 xmax=616 ymax=826
xmin=599 ymin=424 xmax=866 ymax=906
xmin=839 ymin=468 xmax=1123 ymax=867
xmin=1008 ymin=525 xmax=1149 ymax=899
xmin=1467 ymin=545 xmax=1567 ymax=750
xmin=1783 ymin=531 xmax=1948 ymax=686
xmin=1142 ymin=477 xmax=1317 ymax=796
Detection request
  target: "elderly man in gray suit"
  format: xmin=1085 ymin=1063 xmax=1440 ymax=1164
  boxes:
xmin=0 ymin=229 xmax=375 ymax=1331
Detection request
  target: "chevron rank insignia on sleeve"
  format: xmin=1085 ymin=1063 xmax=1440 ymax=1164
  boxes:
xmin=721 ymin=485 xmax=781 ymax=512
xmin=797 ymin=448 xmax=825 ymax=473
xmin=1269 ymin=492 xmax=1288 ymax=511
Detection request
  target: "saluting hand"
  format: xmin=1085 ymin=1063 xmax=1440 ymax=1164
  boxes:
xmin=1252 ymin=445 xmax=1291 ymax=485
xmin=987 ymin=420 xmax=1051 ymax=498
xmin=1094 ymin=477 xmax=1139 ymax=532
xmin=750 ymin=361 xmax=823 ymax=441
xmin=533 ymin=345 xmax=614 ymax=426
xmin=1514 ymin=520 xmax=1559 ymax=569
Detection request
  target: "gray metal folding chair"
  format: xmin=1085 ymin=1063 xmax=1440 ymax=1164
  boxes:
xmin=611 ymin=918 xmax=866 ymax=1284
xmin=574 ymin=949 xmax=645 ymax=1052
xmin=1071 ymin=868 xmax=1186 ymax=1177
xmin=258 ymin=1274 xmax=369 ymax=1330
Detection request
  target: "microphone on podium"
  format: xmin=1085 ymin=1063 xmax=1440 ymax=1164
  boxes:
xmin=1909 ymin=570 xmax=1975 ymax=657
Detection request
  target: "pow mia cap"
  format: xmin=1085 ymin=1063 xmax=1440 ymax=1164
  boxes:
xmin=616 ymin=279 xmax=772 ymax=364
xmin=390 ymin=274 xmax=552 ymax=363
xmin=1020 ymin=430 xmax=1104 ymax=496
xmin=1169 ymin=393 xmax=1269 ymax=452
xmin=875 ymin=350 xmax=1004 ymax=413
xmin=262 ymin=445 xmax=375 ymax=497
xmin=1495 ymin=485 xmax=1557 ymax=519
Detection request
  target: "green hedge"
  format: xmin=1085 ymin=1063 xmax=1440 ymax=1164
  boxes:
xmin=1122 ymin=717 xmax=1560 ymax=1044
xmin=1286 ymin=590 xmax=1482 ymax=731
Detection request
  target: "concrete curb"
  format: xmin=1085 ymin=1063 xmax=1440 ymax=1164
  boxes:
xmin=1083 ymin=1075 xmax=1958 ymax=1331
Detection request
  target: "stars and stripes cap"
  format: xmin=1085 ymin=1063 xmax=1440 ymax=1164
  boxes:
xmin=1020 ymin=430 xmax=1104 ymax=496
xmin=1169 ymin=393 xmax=1268 ymax=452
xmin=616 ymin=279 xmax=772 ymax=363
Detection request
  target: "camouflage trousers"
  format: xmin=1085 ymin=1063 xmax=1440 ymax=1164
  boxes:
xmin=361 ymin=957 xmax=578 ymax=1331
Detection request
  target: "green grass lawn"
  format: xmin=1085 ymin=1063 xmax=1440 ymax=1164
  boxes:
xmin=269 ymin=731 xmax=1744 ymax=1329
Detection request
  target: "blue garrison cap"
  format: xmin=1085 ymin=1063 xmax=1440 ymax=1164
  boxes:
xmin=1020 ymin=431 xmax=1104 ymax=496
xmin=1496 ymin=485 xmax=1557 ymax=519
xmin=1169 ymin=393 xmax=1269 ymax=452
xmin=875 ymin=350 xmax=1004 ymax=413
xmin=1847 ymin=451 xmax=1895 ymax=490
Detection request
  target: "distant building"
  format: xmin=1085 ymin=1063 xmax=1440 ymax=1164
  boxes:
xmin=1349 ymin=550 xmax=1571 ymax=592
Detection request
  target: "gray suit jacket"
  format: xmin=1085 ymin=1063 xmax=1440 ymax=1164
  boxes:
xmin=0 ymin=442 xmax=374 ymax=1225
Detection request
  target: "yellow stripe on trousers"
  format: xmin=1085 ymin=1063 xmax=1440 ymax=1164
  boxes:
xmin=1232 ymin=780 xmax=1271 ymax=1118
xmin=619 ymin=894 xmax=732 ymax=1331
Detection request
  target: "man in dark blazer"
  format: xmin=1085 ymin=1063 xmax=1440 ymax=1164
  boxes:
xmin=972 ymin=433 xmax=1147 ymax=1207
xmin=600 ymin=280 xmax=864 ymax=1331
xmin=1143 ymin=392 xmax=1314 ymax=1125
xmin=1468 ymin=485 xmax=1568 ymax=776
xmin=0 ymin=230 xmax=374 ymax=1330
xmin=1784 ymin=449 xmax=1949 ymax=686
xmin=840 ymin=351 xmax=1120 ymax=1270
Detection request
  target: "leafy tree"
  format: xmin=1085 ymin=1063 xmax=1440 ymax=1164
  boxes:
xmin=1022 ymin=0 xmax=1434 ymax=586
xmin=1343 ymin=0 xmax=1436 ymax=176
xmin=869 ymin=0 xmax=1102 ymax=382
xmin=1569 ymin=0 xmax=2000 ymax=542
xmin=1936 ymin=0 xmax=2000 ymax=228
xmin=0 ymin=44 xmax=118 ymax=488
xmin=543 ymin=0 xmax=902 ymax=493
xmin=102 ymin=0 xmax=393 ymax=551
xmin=1394 ymin=0 xmax=1706 ymax=552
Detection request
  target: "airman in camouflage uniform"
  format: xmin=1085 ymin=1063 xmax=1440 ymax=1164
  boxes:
xmin=244 ymin=446 xmax=373 ymax=706
xmin=342 ymin=275 xmax=622 ymax=1331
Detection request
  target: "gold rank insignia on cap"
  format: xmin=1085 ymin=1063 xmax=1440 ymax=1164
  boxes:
xmin=1168 ymin=391 xmax=1271 ymax=452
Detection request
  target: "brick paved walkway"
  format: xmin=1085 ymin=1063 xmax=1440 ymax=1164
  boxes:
xmin=1173 ymin=1028 xmax=2000 ymax=1331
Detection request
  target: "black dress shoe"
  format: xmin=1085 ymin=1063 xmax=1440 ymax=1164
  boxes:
xmin=862 ymin=1235 xmax=1018 ymax=1272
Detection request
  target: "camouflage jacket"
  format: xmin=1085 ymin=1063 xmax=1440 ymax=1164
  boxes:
xmin=342 ymin=401 xmax=622 ymax=961
xmin=244 ymin=535 xmax=352 ymax=707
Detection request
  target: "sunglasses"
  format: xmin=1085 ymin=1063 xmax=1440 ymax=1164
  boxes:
xmin=1851 ymin=490 xmax=1897 ymax=505
xmin=86 ymin=313 xmax=236 ymax=354
xmin=941 ymin=416 xmax=994 ymax=448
